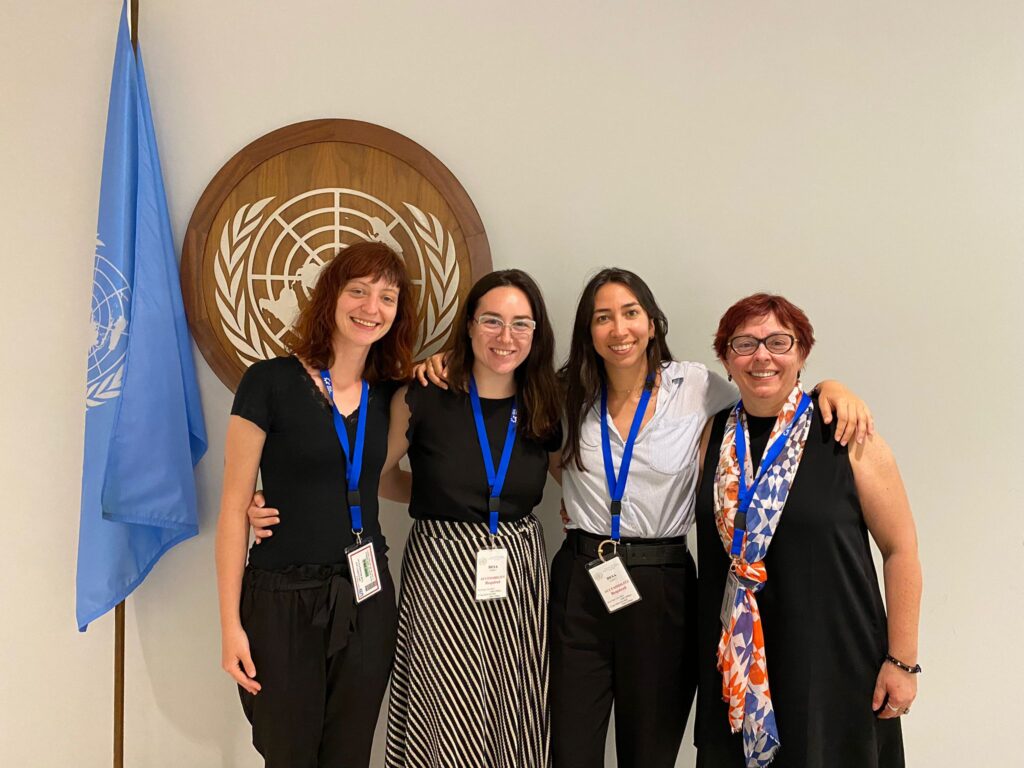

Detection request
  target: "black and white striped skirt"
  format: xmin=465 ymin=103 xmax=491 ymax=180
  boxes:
xmin=385 ymin=514 xmax=550 ymax=768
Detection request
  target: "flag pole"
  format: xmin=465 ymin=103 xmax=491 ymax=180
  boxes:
xmin=130 ymin=0 xmax=139 ymax=47
xmin=116 ymin=0 xmax=137 ymax=765
xmin=114 ymin=600 xmax=125 ymax=768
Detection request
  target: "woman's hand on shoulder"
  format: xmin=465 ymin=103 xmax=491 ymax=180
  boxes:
xmin=815 ymin=379 xmax=875 ymax=446
xmin=412 ymin=353 xmax=449 ymax=389
xmin=247 ymin=490 xmax=279 ymax=544
xmin=221 ymin=623 xmax=261 ymax=694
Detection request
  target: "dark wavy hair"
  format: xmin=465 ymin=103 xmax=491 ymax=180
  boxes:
xmin=559 ymin=268 xmax=674 ymax=470
xmin=445 ymin=269 xmax=561 ymax=443
xmin=289 ymin=241 xmax=415 ymax=383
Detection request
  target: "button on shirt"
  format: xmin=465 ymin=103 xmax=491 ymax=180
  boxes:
xmin=562 ymin=361 xmax=738 ymax=539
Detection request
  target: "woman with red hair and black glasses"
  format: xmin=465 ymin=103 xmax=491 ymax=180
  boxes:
xmin=694 ymin=293 xmax=921 ymax=768
xmin=215 ymin=241 xmax=416 ymax=767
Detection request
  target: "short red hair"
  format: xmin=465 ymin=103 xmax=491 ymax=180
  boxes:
xmin=713 ymin=293 xmax=816 ymax=360
xmin=290 ymin=241 xmax=415 ymax=383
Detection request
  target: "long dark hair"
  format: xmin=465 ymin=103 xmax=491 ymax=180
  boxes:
xmin=446 ymin=269 xmax=561 ymax=443
xmin=289 ymin=241 xmax=415 ymax=383
xmin=559 ymin=268 xmax=674 ymax=470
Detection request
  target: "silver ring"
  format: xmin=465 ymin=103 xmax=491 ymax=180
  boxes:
xmin=885 ymin=702 xmax=899 ymax=712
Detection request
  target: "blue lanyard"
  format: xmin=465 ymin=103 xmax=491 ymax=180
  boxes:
xmin=600 ymin=376 xmax=654 ymax=542
xmin=730 ymin=392 xmax=812 ymax=557
xmin=319 ymin=370 xmax=370 ymax=535
xmin=469 ymin=376 xmax=518 ymax=536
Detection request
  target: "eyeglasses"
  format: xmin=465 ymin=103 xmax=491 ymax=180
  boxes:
xmin=728 ymin=333 xmax=796 ymax=356
xmin=474 ymin=314 xmax=537 ymax=336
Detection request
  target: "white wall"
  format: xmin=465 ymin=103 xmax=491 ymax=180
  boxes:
xmin=3 ymin=1 xmax=1019 ymax=765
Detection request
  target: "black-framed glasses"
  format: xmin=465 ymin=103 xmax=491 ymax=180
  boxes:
xmin=474 ymin=314 xmax=537 ymax=336
xmin=728 ymin=333 xmax=796 ymax=356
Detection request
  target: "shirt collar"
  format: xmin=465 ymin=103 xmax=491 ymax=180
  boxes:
xmin=659 ymin=361 xmax=684 ymax=392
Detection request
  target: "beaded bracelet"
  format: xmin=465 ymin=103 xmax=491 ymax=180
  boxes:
xmin=885 ymin=654 xmax=922 ymax=674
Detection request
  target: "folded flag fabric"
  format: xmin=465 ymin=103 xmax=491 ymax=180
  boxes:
xmin=77 ymin=0 xmax=207 ymax=631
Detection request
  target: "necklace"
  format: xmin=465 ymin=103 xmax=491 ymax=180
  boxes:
xmin=608 ymin=371 xmax=657 ymax=398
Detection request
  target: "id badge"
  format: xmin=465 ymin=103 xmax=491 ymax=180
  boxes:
xmin=475 ymin=548 xmax=509 ymax=601
xmin=345 ymin=538 xmax=382 ymax=603
xmin=586 ymin=555 xmax=642 ymax=613
xmin=720 ymin=571 xmax=742 ymax=629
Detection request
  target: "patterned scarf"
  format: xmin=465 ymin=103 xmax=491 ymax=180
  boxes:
xmin=714 ymin=384 xmax=813 ymax=768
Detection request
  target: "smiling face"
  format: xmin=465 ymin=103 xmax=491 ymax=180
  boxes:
xmin=723 ymin=312 xmax=807 ymax=414
xmin=468 ymin=286 xmax=535 ymax=377
xmin=590 ymin=282 xmax=655 ymax=372
xmin=332 ymin=275 xmax=400 ymax=350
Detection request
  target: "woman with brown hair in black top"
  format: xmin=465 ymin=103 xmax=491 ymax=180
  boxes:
xmin=379 ymin=269 xmax=562 ymax=768
xmin=215 ymin=241 xmax=415 ymax=768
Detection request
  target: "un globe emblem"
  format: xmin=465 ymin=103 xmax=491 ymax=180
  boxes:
xmin=87 ymin=242 xmax=131 ymax=408
xmin=213 ymin=190 xmax=459 ymax=369
xmin=182 ymin=119 xmax=492 ymax=392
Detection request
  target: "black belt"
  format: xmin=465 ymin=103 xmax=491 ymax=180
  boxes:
xmin=569 ymin=530 xmax=689 ymax=567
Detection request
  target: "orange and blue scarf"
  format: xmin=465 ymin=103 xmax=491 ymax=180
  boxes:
xmin=714 ymin=385 xmax=813 ymax=767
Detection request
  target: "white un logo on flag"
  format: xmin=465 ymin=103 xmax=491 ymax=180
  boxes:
xmin=87 ymin=238 xmax=131 ymax=408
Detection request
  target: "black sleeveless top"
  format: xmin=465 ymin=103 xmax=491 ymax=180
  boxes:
xmin=694 ymin=400 xmax=905 ymax=768
xmin=405 ymin=383 xmax=561 ymax=524
xmin=231 ymin=356 xmax=398 ymax=570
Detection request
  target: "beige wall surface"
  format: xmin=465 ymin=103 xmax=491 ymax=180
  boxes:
xmin=2 ymin=1 xmax=1019 ymax=765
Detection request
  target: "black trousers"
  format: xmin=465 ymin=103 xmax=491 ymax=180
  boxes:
xmin=239 ymin=561 xmax=398 ymax=768
xmin=549 ymin=532 xmax=698 ymax=768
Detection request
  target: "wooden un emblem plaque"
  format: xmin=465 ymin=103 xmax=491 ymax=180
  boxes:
xmin=181 ymin=119 xmax=491 ymax=391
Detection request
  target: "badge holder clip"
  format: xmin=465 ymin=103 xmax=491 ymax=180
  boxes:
xmin=344 ymin=491 xmax=382 ymax=603
xmin=476 ymin=499 xmax=509 ymax=601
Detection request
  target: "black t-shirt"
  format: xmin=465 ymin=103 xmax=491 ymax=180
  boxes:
xmin=405 ymin=383 xmax=561 ymax=524
xmin=231 ymin=355 xmax=398 ymax=570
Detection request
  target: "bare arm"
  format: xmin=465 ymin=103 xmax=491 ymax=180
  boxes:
xmin=215 ymin=415 xmax=266 ymax=694
xmin=547 ymin=450 xmax=562 ymax=486
xmin=696 ymin=418 xmax=714 ymax=488
xmin=849 ymin=432 xmax=922 ymax=717
xmin=378 ymin=386 xmax=412 ymax=503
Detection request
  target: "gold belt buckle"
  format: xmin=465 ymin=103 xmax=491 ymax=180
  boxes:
xmin=597 ymin=539 xmax=619 ymax=562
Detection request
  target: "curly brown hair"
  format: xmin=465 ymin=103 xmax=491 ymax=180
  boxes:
xmin=289 ymin=242 xmax=415 ymax=383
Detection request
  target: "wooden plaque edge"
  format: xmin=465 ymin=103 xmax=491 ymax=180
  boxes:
xmin=181 ymin=118 xmax=492 ymax=392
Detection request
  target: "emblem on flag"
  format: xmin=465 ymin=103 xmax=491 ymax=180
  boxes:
xmin=87 ymin=242 xmax=131 ymax=407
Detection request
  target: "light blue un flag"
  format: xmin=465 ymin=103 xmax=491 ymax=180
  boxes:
xmin=78 ymin=2 xmax=208 ymax=631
